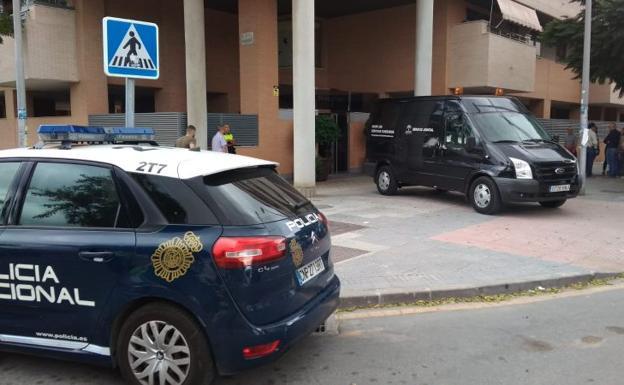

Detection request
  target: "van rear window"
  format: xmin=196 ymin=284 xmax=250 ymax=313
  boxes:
xmin=190 ymin=168 xmax=315 ymax=226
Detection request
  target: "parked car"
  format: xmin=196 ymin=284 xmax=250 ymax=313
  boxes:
xmin=364 ymin=96 xmax=579 ymax=214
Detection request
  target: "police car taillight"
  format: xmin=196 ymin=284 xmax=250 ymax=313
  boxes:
xmin=319 ymin=212 xmax=330 ymax=231
xmin=212 ymin=237 xmax=287 ymax=269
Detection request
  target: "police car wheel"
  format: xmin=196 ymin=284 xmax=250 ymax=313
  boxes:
xmin=117 ymin=303 xmax=215 ymax=385
xmin=539 ymin=199 xmax=566 ymax=209
xmin=376 ymin=166 xmax=398 ymax=195
xmin=469 ymin=177 xmax=502 ymax=215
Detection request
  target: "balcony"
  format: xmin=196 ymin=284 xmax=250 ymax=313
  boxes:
xmin=589 ymin=82 xmax=624 ymax=107
xmin=0 ymin=2 xmax=78 ymax=89
xmin=448 ymin=20 xmax=537 ymax=94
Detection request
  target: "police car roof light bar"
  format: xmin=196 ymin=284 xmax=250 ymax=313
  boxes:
xmin=36 ymin=125 xmax=157 ymax=149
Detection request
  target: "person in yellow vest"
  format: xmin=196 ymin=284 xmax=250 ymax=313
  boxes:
xmin=223 ymin=124 xmax=236 ymax=154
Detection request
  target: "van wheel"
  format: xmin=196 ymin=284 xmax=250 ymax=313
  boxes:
xmin=539 ymin=200 xmax=566 ymax=209
xmin=376 ymin=166 xmax=398 ymax=195
xmin=469 ymin=177 xmax=502 ymax=215
xmin=117 ymin=303 xmax=215 ymax=385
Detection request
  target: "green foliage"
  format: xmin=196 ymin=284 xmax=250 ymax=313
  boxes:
xmin=315 ymin=115 xmax=340 ymax=146
xmin=0 ymin=11 xmax=13 ymax=44
xmin=541 ymin=0 xmax=624 ymax=95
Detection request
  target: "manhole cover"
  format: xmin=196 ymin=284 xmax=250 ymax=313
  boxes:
xmin=330 ymin=221 xmax=366 ymax=236
xmin=332 ymin=245 xmax=368 ymax=263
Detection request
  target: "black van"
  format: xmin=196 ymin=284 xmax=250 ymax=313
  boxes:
xmin=364 ymin=96 xmax=579 ymax=214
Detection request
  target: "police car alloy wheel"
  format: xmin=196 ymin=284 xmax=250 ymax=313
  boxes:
xmin=118 ymin=303 xmax=215 ymax=385
xmin=469 ymin=176 xmax=502 ymax=215
xmin=376 ymin=166 xmax=398 ymax=195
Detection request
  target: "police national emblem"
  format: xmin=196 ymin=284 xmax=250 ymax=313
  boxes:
xmin=151 ymin=232 xmax=203 ymax=282
xmin=290 ymin=239 xmax=304 ymax=268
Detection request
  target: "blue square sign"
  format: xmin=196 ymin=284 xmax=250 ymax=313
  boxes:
xmin=103 ymin=17 xmax=159 ymax=80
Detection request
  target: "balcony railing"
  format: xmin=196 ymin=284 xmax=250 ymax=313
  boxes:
xmin=448 ymin=21 xmax=537 ymax=93
xmin=22 ymin=0 xmax=73 ymax=9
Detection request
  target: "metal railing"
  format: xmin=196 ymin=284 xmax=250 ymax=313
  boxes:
xmin=22 ymin=0 xmax=73 ymax=9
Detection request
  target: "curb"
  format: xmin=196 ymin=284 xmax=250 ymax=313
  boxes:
xmin=338 ymin=272 xmax=620 ymax=309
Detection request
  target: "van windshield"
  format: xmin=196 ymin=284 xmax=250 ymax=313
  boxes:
xmin=469 ymin=112 xmax=551 ymax=143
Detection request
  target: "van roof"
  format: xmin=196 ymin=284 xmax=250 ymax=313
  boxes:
xmin=377 ymin=95 xmax=519 ymax=102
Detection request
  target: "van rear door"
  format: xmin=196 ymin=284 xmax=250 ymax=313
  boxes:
xmin=366 ymin=101 xmax=404 ymax=175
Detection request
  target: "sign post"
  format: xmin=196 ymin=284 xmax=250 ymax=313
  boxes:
xmin=12 ymin=0 xmax=27 ymax=147
xmin=102 ymin=17 xmax=159 ymax=127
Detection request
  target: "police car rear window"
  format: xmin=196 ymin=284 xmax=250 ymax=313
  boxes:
xmin=191 ymin=168 xmax=314 ymax=226
xmin=132 ymin=173 xmax=218 ymax=225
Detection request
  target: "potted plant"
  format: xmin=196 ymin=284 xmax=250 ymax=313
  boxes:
xmin=315 ymin=115 xmax=340 ymax=182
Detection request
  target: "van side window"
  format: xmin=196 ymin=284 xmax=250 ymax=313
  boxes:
xmin=444 ymin=101 xmax=474 ymax=148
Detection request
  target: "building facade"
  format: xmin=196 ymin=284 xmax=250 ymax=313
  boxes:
xmin=0 ymin=0 xmax=622 ymax=177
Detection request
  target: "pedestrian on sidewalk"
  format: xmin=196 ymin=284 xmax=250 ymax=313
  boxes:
xmin=619 ymin=126 xmax=624 ymax=177
xmin=564 ymin=127 xmax=577 ymax=156
xmin=223 ymin=124 xmax=237 ymax=154
xmin=586 ymin=123 xmax=599 ymax=177
xmin=604 ymin=123 xmax=621 ymax=177
xmin=211 ymin=125 xmax=228 ymax=153
xmin=175 ymin=125 xmax=197 ymax=149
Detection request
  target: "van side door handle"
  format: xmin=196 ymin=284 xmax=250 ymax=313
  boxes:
xmin=79 ymin=251 xmax=115 ymax=263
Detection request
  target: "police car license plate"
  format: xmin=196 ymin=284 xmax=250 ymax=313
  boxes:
xmin=296 ymin=257 xmax=325 ymax=286
xmin=549 ymin=184 xmax=571 ymax=193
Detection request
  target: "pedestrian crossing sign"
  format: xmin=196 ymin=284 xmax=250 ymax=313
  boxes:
xmin=103 ymin=17 xmax=159 ymax=80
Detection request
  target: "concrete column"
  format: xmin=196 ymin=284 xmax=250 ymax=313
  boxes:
xmin=184 ymin=0 xmax=208 ymax=149
xmin=72 ymin=0 xmax=108 ymax=124
xmin=415 ymin=0 xmax=434 ymax=96
xmin=292 ymin=0 xmax=316 ymax=196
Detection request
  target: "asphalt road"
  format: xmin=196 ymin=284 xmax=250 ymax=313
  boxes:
xmin=2 ymin=286 xmax=624 ymax=385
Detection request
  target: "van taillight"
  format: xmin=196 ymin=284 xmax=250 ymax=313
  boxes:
xmin=212 ymin=237 xmax=287 ymax=269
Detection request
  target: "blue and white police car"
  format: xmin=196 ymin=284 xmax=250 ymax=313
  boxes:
xmin=0 ymin=126 xmax=340 ymax=385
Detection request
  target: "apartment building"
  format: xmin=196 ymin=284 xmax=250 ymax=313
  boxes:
xmin=0 ymin=0 xmax=621 ymax=177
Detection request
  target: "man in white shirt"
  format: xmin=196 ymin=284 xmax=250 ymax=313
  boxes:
xmin=586 ymin=123 xmax=599 ymax=177
xmin=211 ymin=125 xmax=228 ymax=153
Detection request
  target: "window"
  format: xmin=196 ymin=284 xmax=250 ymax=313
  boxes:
xmin=132 ymin=173 xmax=217 ymax=225
xmin=278 ymin=19 xmax=322 ymax=68
xmin=19 ymin=163 xmax=127 ymax=228
xmin=444 ymin=101 xmax=474 ymax=147
xmin=191 ymin=168 xmax=313 ymax=226
xmin=0 ymin=162 xmax=21 ymax=223
xmin=0 ymin=91 xmax=6 ymax=119
xmin=29 ymin=90 xmax=71 ymax=117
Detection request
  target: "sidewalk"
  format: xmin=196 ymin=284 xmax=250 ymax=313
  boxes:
xmin=313 ymin=174 xmax=624 ymax=308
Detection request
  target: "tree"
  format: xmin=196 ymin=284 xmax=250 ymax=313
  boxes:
xmin=541 ymin=0 xmax=624 ymax=95
xmin=0 ymin=10 xmax=13 ymax=44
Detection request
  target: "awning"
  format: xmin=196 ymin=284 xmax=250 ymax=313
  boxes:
xmin=496 ymin=0 xmax=543 ymax=32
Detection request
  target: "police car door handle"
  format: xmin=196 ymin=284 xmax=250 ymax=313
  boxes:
xmin=79 ymin=251 xmax=115 ymax=263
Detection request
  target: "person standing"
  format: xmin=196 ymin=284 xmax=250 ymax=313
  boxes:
xmin=586 ymin=123 xmax=599 ymax=177
xmin=604 ymin=123 xmax=621 ymax=177
xmin=211 ymin=125 xmax=228 ymax=153
xmin=564 ymin=127 xmax=577 ymax=156
xmin=223 ymin=124 xmax=237 ymax=154
xmin=175 ymin=125 xmax=197 ymax=149
xmin=619 ymin=126 xmax=624 ymax=177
